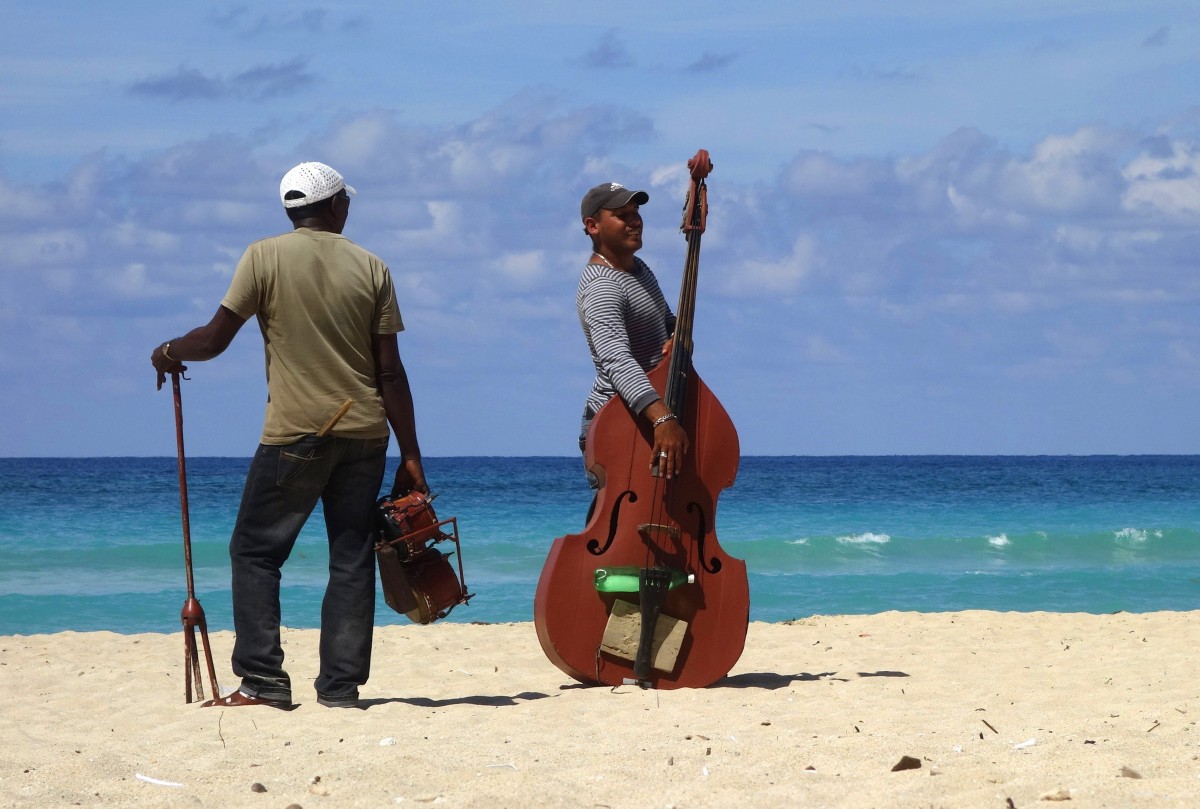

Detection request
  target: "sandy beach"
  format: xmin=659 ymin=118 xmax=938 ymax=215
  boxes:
xmin=1 ymin=611 xmax=1197 ymax=808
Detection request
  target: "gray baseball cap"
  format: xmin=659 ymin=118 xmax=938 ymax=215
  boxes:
xmin=580 ymin=182 xmax=649 ymax=221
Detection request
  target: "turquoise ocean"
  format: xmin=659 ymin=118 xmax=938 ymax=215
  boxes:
xmin=1 ymin=455 xmax=1198 ymax=635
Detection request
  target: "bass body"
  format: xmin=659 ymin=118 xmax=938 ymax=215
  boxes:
xmin=534 ymin=353 xmax=748 ymax=688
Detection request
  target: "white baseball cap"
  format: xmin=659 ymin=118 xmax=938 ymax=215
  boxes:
xmin=279 ymin=161 xmax=357 ymax=208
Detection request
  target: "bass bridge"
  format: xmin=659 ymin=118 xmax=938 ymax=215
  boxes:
xmin=637 ymin=522 xmax=680 ymax=541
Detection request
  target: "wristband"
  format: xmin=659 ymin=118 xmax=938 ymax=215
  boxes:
xmin=652 ymin=413 xmax=677 ymax=428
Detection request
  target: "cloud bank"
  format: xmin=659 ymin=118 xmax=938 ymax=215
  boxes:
xmin=2 ymin=93 xmax=1198 ymax=455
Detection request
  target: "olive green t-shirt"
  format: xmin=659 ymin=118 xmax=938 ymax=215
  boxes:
xmin=221 ymin=228 xmax=403 ymax=444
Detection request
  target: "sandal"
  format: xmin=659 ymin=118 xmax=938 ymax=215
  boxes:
xmin=201 ymin=689 xmax=293 ymax=710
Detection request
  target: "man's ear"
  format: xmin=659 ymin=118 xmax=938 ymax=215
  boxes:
xmin=583 ymin=216 xmax=598 ymax=236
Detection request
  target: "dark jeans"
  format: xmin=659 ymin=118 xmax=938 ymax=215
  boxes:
xmin=229 ymin=434 xmax=387 ymax=702
xmin=579 ymin=415 xmax=599 ymax=490
xmin=580 ymin=416 xmax=599 ymax=523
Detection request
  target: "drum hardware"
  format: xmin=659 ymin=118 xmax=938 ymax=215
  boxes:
xmin=374 ymin=491 xmax=473 ymax=624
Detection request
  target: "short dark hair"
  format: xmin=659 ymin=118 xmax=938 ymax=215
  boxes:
xmin=284 ymin=190 xmax=338 ymax=221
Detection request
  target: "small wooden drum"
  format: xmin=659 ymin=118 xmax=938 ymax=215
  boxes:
xmin=374 ymin=491 xmax=472 ymax=624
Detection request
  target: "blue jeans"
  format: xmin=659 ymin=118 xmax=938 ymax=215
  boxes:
xmin=228 ymin=434 xmax=387 ymax=702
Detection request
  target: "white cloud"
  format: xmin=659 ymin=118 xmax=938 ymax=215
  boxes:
xmin=947 ymin=183 xmax=1029 ymax=229
xmin=726 ymin=235 xmax=816 ymax=296
xmin=499 ymin=250 xmax=547 ymax=285
xmin=326 ymin=112 xmax=410 ymax=170
xmin=997 ymin=128 xmax=1126 ymax=213
xmin=803 ymin=334 xmax=851 ymax=364
xmin=107 ymin=221 xmax=180 ymax=252
xmin=106 ymin=262 xmax=152 ymax=297
xmin=384 ymin=200 xmax=470 ymax=257
xmin=785 ymin=152 xmax=886 ymax=198
xmin=1122 ymin=140 xmax=1200 ymax=222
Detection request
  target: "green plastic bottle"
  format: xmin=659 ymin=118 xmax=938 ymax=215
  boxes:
xmin=593 ymin=566 xmax=694 ymax=593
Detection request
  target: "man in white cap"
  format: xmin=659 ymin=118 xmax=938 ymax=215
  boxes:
xmin=151 ymin=161 xmax=426 ymax=709
xmin=576 ymin=182 xmax=688 ymax=484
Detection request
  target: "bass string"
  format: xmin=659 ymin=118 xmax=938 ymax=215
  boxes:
xmin=643 ymin=175 xmax=707 ymax=571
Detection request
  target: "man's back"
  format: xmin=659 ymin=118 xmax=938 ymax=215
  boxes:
xmin=222 ymin=228 xmax=402 ymax=443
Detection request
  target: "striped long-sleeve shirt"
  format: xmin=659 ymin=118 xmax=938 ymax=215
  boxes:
xmin=577 ymin=257 xmax=676 ymax=418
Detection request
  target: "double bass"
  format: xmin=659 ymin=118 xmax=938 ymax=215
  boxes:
xmin=534 ymin=150 xmax=749 ymax=689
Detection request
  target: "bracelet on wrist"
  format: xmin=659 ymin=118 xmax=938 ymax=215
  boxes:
xmin=652 ymin=412 xmax=677 ymax=428
xmin=161 ymin=342 xmax=177 ymax=362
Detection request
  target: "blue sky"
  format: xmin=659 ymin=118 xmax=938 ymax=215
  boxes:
xmin=2 ymin=1 xmax=1199 ymax=457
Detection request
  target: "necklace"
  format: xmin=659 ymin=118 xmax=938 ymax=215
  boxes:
xmin=593 ymin=253 xmax=616 ymax=269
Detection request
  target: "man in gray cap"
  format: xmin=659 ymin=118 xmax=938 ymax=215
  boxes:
xmin=150 ymin=161 xmax=426 ymax=710
xmin=576 ymin=182 xmax=688 ymax=484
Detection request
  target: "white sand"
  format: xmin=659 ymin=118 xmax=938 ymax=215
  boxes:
xmin=1 ymin=611 xmax=1197 ymax=807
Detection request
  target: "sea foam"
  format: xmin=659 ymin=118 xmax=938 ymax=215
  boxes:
xmin=836 ymin=532 xmax=890 ymax=545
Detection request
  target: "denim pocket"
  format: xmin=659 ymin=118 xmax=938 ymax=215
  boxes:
xmin=276 ymin=435 xmax=331 ymax=493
